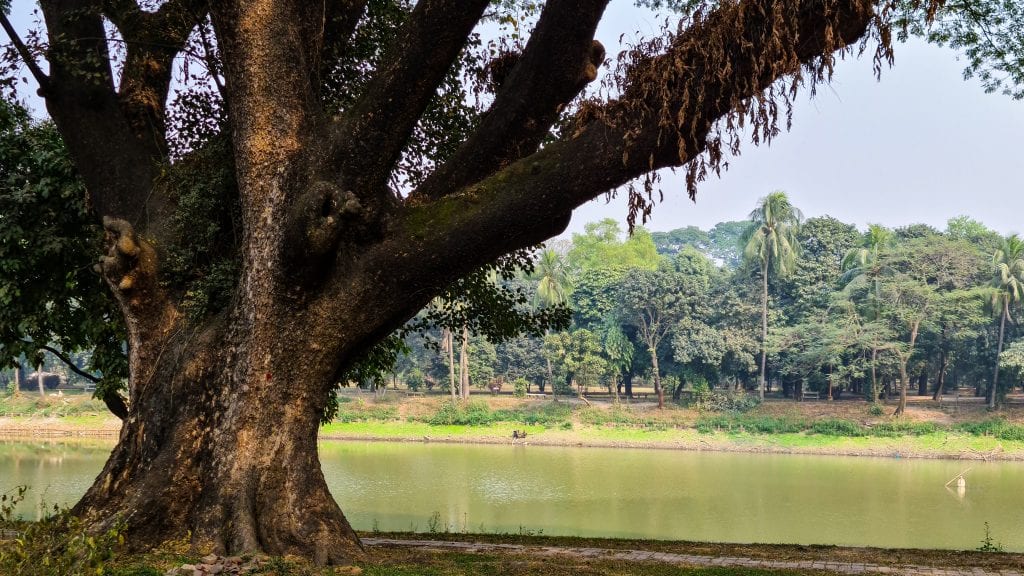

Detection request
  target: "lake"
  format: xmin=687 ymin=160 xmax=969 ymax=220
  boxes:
xmin=2 ymin=439 xmax=1023 ymax=551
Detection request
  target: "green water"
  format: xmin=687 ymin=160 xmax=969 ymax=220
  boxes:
xmin=3 ymin=439 xmax=1023 ymax=551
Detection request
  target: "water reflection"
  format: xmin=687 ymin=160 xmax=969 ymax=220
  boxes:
xmin=2 ymin=438 xmax=1024 ymax=551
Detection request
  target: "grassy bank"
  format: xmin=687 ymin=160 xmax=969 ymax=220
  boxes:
xmin=5 ymin=392 xmax=1024 ymax=459
xmin=3 ymin=526 xmax=1024 ymax=576
xmin=315 ymin=393 xmax=1024 ymax=459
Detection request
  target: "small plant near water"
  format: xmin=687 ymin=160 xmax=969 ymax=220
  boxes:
xmin=977 ymin=522 xmax=1004 ymax=552
xmin=1 ymin=493 xmax=126 ymax=576
xmin=1 ymin=485 xmax=27 ymax=523
xmin=427 ymin=511 xmax=442 ymax=533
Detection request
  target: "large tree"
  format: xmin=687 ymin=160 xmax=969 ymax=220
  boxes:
xmin=742 ymin=190 xmax=803 ymax=400
xmin=0 ymin=0 xmax=916 ymax=565
xmin=989 ymin=234 xmax=1024 ymax=407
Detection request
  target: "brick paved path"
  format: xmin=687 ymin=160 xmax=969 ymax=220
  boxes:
xmin=363 ymin=538 xmax=1023 ymax=576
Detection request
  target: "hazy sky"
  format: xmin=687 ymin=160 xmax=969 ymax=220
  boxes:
xmin=5 ymin=1 xmax=1022 ymax=238
xmin=568 ymin=2 xmax=1024 ymax=238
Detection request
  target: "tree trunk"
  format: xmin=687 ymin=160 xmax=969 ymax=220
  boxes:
xmin=460 ymin=325 xmax=470 ymax=400
xmin=650 ymin=346 xmax=664 ymax=409
xmin=932 ymin=349 xmax=948 ymax=401
xmin=72 ymin=326 xmax=365 ymax=564
xmin=827 ymin=365 xmax=833 ymax=401
xmin=13 ymin=365 xmax=20 ymax=397
xmin=758 ymin=261 xmax=768 ymax=401
xmin=544 ymin=358 xmax=552 ymax=397
xmin=894 ymin=322 xmax=920 ymax=416
xmin=36 ymin=363 xmax=44 ymax=397
xmin=895 ymin=358 xmax=908 ymax=417
xmin=990 ymin=302 xmax=1008 ymax=409
xmin=624 ymin=372 xmax=633 ymax=399
xmin=868 ymin=348 xmax=878 ymax=403
xmin=446 ymin=329 xmax=457 ymax=401
xmin=917 ymin=367 xmax=928 ymax=396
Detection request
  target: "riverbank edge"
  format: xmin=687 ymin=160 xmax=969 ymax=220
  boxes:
xmin=360 ymin=531 xmax=1024 ymax=572
xmin=3 ymin=416 xmax=1024 ymax=461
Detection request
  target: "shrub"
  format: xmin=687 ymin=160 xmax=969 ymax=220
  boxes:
xmin=870 ymin=421 xmax=937 ymax=437
xmin=695 ymin=414 xmax=806 ymax=434
xmin=512 ymin=378 xmax=528 ymax=399
xmin=405 ymin=369 xmax=425 ymax=392
xmin=810 ymin=418 xmax=866 ymax=437
xmin=955 ymin=418 xmax=1024 ymax=441
xmin=691 ymin=388 xmax=761 ymax=413
xmin=1 ymin=492 xmax=125 ymax=576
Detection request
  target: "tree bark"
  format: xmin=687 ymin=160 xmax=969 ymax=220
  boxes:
xmin=932 ymin=348 xmax=948 ymax=401
xmin=36 ymin=363 xmax=44 ymax=397
xmin=917 ymin=366 xmax=928 ymax=396
xmin=650 ymin=346 xmax=664 ymax=409
xmin=12 ymin=366 xmax=19 ymax=397
xmin=990 ymin=301 xmax=1008 ymax=409
xmin=445 ymin=329 xmax=457 ymax=401
xmin=72 ymin=319 xmax=364 ymax=564
xmin=460 ymin=325 xmax=470 ymax=399
xmin=758 ymin=261 xmax=768 ymax=401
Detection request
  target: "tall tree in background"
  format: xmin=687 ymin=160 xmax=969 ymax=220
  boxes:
xmin=534 ymin=248 xmax=571 ymax=397
xmin=0 ymin=0 xmax=944 ymax=564
xmin=616 ymin=266 xmax=690 ymax=408
xmin=742 ymin=191 xmax=803 ymax=400
xmin=841 ymin=223 xmax=895 ymax=398
xmin=990 ymin=234 xmax=1024 ymax=408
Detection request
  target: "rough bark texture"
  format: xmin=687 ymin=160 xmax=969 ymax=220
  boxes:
xmin=759 ymin=262 xmax=769 ymax=401
xmin=990 ymin=301 xmax=1008 ymax=409
xmin=17 ymin=0 xmax=881 ymax=565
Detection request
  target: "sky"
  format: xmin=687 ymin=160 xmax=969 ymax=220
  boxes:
xmin=567 ymin=1 xmax=1024 ymax=238
xmin=4 ymin=1 xmax=1022 ymax=238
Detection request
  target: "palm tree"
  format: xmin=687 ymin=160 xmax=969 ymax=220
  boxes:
xmin=841 ymin=224 xmax=895 ymax=401
xmin=533 ymin=249 xmax=571 ymax=398
xmin=989 ymin=234 xmax=1024 ymax=408
xmin=841 ymin=224 xmax=895 ymax=301
xmin=742 ymin=191 xmax=803 ymax=400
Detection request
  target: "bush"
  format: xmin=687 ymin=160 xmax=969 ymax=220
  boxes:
xmin=512 ymin=378 xmax=528 ymax=399
xmin=405 ymin=369 xmax=424 ymax=392
xmin=810 ymin=418 xmax=866 ymax=437
xmin=695 ymin=414 xmax=806 ymax=434
xmin=955 ymin=418 xmax=1024 ymax=441
xmin=870 ymin=421 xmax=937 ymax=437
xmin=691 ymin=388 xmax=761 ymax=413
xmin=867 ymin=403 xmax=884 ymax=416
xmin=1 ymin=487 xmax=125 ymax=576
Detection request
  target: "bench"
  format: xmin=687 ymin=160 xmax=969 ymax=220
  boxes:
xmin=801 ymin=388 xmax=819 ymax=401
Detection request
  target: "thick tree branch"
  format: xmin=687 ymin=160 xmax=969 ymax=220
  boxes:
xmin=318 ymin=0 xmax=370 ymax=89
xmin=103 ymin=0 xmax=206 ymax=153
xmin=39 ymin=0 xmax=165 ymax=227
xmin=377 ymin=0 xmax=876 ymax=321
xmin=411 ymin=0 xmax=610 ymax=203
xmin=0 ymin=14 xmax=51 ymax=93
xmin=334 ymin=0 xmax=490 ymax=201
